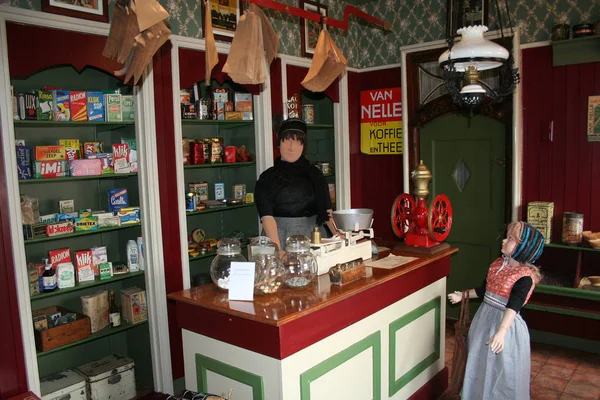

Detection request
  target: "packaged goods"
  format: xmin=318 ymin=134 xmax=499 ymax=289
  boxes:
xmin=182 ymin=138 xmax=191 ymax=165
xmin=104 ymin=94 xmax=122 ymax=121
xmin=70 ymin=91 xmax=87 ymax=122
xmin=74 ymin=216 xmax=98 ymax=232
xmin=117 ymin=207 xmax=140 ymax=224
xmin=69 ymin=159 xmax=102 ymax=176
xmin=233 ymin=184 xmax=247 ymax=200
xmin=35 ymin=160 xmax=68 ymax=178
xmin=120 ymin=287 xmax=147 ymax=323
xmin=11 ymin=86 xmax=18 ymax=120
xmin=225 ymin=111 xmax=243 ymax=120
xmin=121 ymin=95 xmax=135 ymax=121
xmin=57 ymin=200 xmax=74 ymax=214
xmin=234 ymin=92 xmax=253 ymax=112
xmin=99 ymin=263 xmax=113 ymax=280
xmin=527 ymin=201 xmax=554 ymax=244
xmin=49 ymin=248 xmax=71 ymax=268
xmin=37 ymin=90 xmax=53 ymax=120
xmin=121 ymin=138 xmax=137 ymax=172
xmin=190 ymin=140 xmax=205 ymax=164
xmin=215 ymin=183 xmax=225 ymax=200
xmin=81 ymin=290 xmax=109 ymax=332
xmin=91 ymin=246 xmax=108 ymax=271
xmin=52 ymin=90 xmax=71 ymax=121
xmin=16 ymin=145 xmax=33 ymax=179
xmin=60 ymin=139 xmax=82 ymax=160
xmin=212 ymin=88 xmax=229 ymax=103
xmin=56 ymin=262 xmax=76 ymax=289
xmin=27 ymin=267 xmax=40 ymax=296
xmin=112 ymin=143 xmax=130 ymax=173
xmin=39 ymin=213 xmax=57 ymax=224
xmin=23 ymin=223 xmax=48 ymax=240
xmin=86 ymin=91 xmax=105 ymax=122
xmin=75 ymin=250 xmax=96 ymax=278
xmin=225 ymin=146 xmax=236 ymax=163
xmin=85 ymin=153 xmax=114 ymax=174
xmin=17 ymin=92 xmax=37 ymax=120
xmin=83 ymin=142 xmax=103 ymax=154
xmin=108 ymin=188 xmax=129 ymax=212
xmin=20 ymin=195 xmax=40 ymax=225
xmin=137 ymin=236 xmax=145 ymax=271
xmin=126 ymin=240 xmax=139 ymax=272
xmin=35 ymin=146 xmax=66 ymax=161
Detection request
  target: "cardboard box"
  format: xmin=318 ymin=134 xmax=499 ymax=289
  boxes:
xmin=52 ymin=90 xmax=71 ymax=121
xmin=37 ymin=90 xmax=53 ymax=121
xmin=527 ymin=201 xmax=554 ymax=244
xmin=35 ymin=161 xmax=68 ymax=178
xmin=35 ymin=146 xmax=66 ymax=161
xmin=120 ymin=287 xmax=147 ymax=324
xmin=104 ymin=94 xmax=121 ymax=121
xmin=121 ymin=95 xmax=135 ymax=121
xmin=80 ymin=290 xmax=108 ymax=333
xmin=16 ymin=146 xmax=33 ymax=180
xmin=86 ymin=91 xmax=105 ymax=122
xmin=70 ymin=91 xmax=87 ymax=122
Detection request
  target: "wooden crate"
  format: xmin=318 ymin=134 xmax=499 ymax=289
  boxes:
xmin=33 ymin=306 xmax=91 ymax=352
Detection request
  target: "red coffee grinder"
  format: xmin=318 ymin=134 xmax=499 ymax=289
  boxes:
xmin=391 ymin=160 xmax=453 ymax=247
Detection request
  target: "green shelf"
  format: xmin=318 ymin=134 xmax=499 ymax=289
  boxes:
xmin=30 ymin=271 xmax=144 ymax=301
xmin=19 ymin=173 xmax=137 ymax=184
xmin=545 ymin=243 xmax=600 ymax=252
xmin=307 ymin=124 xmax=334 ymax=129
xmin=186 ymin=203 xmax=255 ymax=216
xmin=37 ymin=320 xmax=148 ymax=357
xmin=24 ymin=223 xmax=141 ymax=245
xmin=184 ymin=161 xmax=255 ymax=170
xmin=182 ymin=119 xmax=253 ymax=128
xmin=534 ymin=284 xmax=600 ymax=301
xmin=14 ymin=120 xmax=134 ymax=127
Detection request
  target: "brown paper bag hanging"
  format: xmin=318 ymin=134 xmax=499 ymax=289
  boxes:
xmin=249 ymin=3 xmax=279 ymax=65
xmin=301 ymin=30 xmax=348 ymax=93
xmin=134 ymin=0 xmax=169 ymax=32
xmin=103 ymin=3 xmax=138 ymax=60
xmin=124 ymin=21 xmax=171 ymax=85
xmin=117 ymin=8 xmax=142 ymax=64
xmin=204 ymin=0 xmax=219 ymax=85
xmin=222 ymin=11 xmax=266 ymax=85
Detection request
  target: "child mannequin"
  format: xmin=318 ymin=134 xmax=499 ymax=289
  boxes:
xmin=448 ymin=221 xmax=544 ymax=400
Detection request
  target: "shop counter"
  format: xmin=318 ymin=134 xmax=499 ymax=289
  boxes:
xmin=168 ymin=246 xmax=457 ymax=400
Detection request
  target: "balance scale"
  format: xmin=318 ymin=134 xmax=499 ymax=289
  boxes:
xmin=311 ymin=227 xmax=374 ymax=276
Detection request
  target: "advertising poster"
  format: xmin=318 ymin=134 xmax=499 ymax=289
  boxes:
xmin=360 ymin=87 xmax=403 ymax=155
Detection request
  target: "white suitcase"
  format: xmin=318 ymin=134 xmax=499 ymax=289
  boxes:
xmin=76 ymin=355 xmax=136 ymax=400
xmin=40 ymin=369 xmax=87 ymax=400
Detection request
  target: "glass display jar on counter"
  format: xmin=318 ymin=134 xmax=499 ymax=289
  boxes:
xmin=248 ymin=236 xmax=284 ymax=295
xmin=210 ymin=238 xmax=247 ymax=290
xmin=281 ymin=235 xmax=317 ymax=289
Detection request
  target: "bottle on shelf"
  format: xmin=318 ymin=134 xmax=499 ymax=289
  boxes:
xmin=127 ymin=239 xmax=139 ymax=272
xmin=42 ymin=258 xmax=57 ymax=291
xmin=109 ymin=290 xmax=121 ymax=328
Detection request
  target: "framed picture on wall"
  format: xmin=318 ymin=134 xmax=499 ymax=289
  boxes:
xmin=587 ymin=95 xmax=600 ymax=142
xmin=203 ymin=0 xmax=241 ymax=40
xmin=41 ymin=0 xmax=109 ymax=22
xmin=446 ymin=0 xmax=489 ymax=38
xmin=300 ymin=0 xmax=327 ymax=58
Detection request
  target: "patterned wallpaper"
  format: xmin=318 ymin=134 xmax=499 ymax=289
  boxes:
xmin=6 ymin=0 xmax=600 ymax=68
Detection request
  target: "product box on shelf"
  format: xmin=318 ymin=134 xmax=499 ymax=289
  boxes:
xmin=85 ymin=153 xmax=114 ymax=174
xmin=527 ymin=201 xmax=554 ymax=244
xmin=80 ymin=290 xmax=109 ymax=333
xmin=121 ymin=138 xmax=137 ymax=172
xmin=121 ymin=95 xmax=135 ymax=121
xmin=39 ymin=214 xmax=57 ymax=224
xmin=225 ymin=111 xmax=243 ymax=120
xmin=76 ymin=355 xmax=136 ymax=400
xmin=20 ymin=194 xmax=40 ymax=225
xmin=32 ymin=305 xmax=91 ymax=352
xmin=234 ymin=92 xmax=252 ymax=112
xmin=104 ymin=94 xmax=122 ymax=121
xmin=27 ymin=267 xmax=40 ymax=296
xmin=83 ymin=142 xmax=103 ymax=154
xmin=112 ymin=143 xmax=130 ymax=173
xmin=87 ymin=91 xmax=105 ymax=122
xmin=59 ymin=199 xmax=75 ymax=213
xmin=59 ymin=139 xmax=81 ymax=160
xmin=35 ymin=160 xmax=68 ymax=178
xmin=37 ymin=90 xmax=53 ymax=121
xmin=74 ymin=216 xmax=99 ymax=232
xmin=23 ymin=223 xmax=48 ymax=240
xmin=70 ymin=91 xmax=88 ymax=122
xmin=49 ymin=248 xmax=71 ymax=268
xmin=120 ymin=287 xmax=147 ymax=324
xmin=40 ymin=369 xmax=87 ymax=400
xmin=35 ymin=146 xmax=66 ymax=161
xmin=46 ymin=221 xmax=74 ymax=237
xmin=215 ymin=183 xmax=225 ymax=200
xmin=17 ymin=91 xmax=37 ymax=120
xmin=233 ymin=184 xmax=246 ymax=200
xmin=108 ymin=188 xmax=128 ymax=212
xmin=16 ymin=145 xmax=33 ymax=179
xmin=52 ymin=90 xmax=71 ymax=121
xmin=70 ymin=159 xmax=102 ymax=177
xmin=117 ymin=207 xmax=140 ymax=225
xmin=75 ymin=251 xmax=94 ymax=283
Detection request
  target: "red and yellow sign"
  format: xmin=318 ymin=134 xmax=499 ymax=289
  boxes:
xmin=360 ymin=87 xmax=402 ymax=155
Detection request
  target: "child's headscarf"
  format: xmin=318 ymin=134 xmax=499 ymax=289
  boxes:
xmin=509 ymin=221 xmax=545 ymax=264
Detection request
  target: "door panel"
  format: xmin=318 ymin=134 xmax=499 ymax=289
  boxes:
xmin=421 ymin=114 xmax=506 ymax=318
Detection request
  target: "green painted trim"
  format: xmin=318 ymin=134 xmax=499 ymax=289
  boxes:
xmin=535 ymin=284 xmax=600 ymax=301
xmin=525 ymin=304 xmax=600 ymax=320
xmin=195 ymin=354 xmax=264 ymax=400
xmin=19 ymin=172 xmax=137 ymax=184
xmin=530 ymin=329 xmax=600 ymax=354
xmin=545 ymin=243 xmax=600 ymax=253
xmin=24 ymin=222 xmax=141 ymax=245
xmin=182 ymin=120 xmax=253 ymax=129
xmin=552 ymin=35 xmax=600 ymax=66
xmin=14 ymin=120 xmax=134 ymax=127
xmin=184 ymin=161 xmax=256 ymax=170
xmin=389 ymin=296 xmax=441 ymax=397
xmin=299 ymin=331 xmax=381 ymax=400
xmin=173 ymin=377 xmax=186 ymax=395
xmin=186 ymin=203 xmax=255 ymax=217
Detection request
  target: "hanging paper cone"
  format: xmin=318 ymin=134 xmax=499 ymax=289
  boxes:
xmin=204 ymin=0 xmax=219 ymax=85
xmin=250 ymin=3 xmax=279 ymax=65
xmin=222 ymin=11 xmax=266 ymax=84
xmin=134 ymin=0 xmax=169 ymax=32
xmin=117 ymin=7 xmax=142 ymax=64
xmin=301 ymin=30 xmax=348 ymax=92
xmin=103 ymin=3 xmax=128 ymax=59
xmin=124 ymin=21 xmax=171 ymax=85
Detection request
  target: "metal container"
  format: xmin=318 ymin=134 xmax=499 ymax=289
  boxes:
xmin=185 ymin=192 xmax=195 ymax=212
xmin=286 ymin=92 xmax=302 ymax=119
xmin=527 ymin=201 xmax=554 ymax=244
xmin=332 ymin=208 xmax=374 ymax=231
xmin=551 ymin=24 xmax=570 ymax=41
xmin=573 ymin=23 xmax=594 ymax=38
xmin=302 ymin=104 xmax=315 ymax=124
xmin=562 ymin=212 xmax=584 ymax=244
xmin=41 ymin=369 xmax=87 ymax=400
xmin=76 ymin=355 xmax=136 ymax=400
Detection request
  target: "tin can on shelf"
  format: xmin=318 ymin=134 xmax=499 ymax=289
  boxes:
xmin=527 ymin=201 xmax=554 ymax=244
xmin=302 ymin=104 xmax=315 ymax=124
xmin=185 ymin=192 xmax=195 ymax=212
xmin=562 ymin=212 xmax=584 ymax=244
xmin=286 ymin=93 xmax=301 ymax=119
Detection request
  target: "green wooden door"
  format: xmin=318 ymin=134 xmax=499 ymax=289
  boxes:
xmin=420 ymin=114 xmax=506 ymax=318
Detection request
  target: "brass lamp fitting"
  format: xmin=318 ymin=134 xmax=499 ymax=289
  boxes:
xmin=411 ymin=160 xmax=432 ymax=200
xmin=463 ymin=65 xmax=480 ymax=86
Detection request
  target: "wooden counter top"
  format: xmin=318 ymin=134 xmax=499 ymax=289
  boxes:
xmin=168 ymin=246 xmax=458 ymax=327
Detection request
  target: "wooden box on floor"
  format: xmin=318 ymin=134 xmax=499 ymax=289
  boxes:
xmin=33 ymin=306 xmax=91 ymax=352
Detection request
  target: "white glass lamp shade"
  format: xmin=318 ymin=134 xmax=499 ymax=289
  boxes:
xmin=438 ymin=26 xmax=509 ymax=72
xmin=460 ymin=83 xmax=486 ymax=94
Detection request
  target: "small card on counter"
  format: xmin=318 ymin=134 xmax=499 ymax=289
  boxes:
xmin=227 ymin=261 xmax=255 ymax=302
xmin=364 ymin=254 xmax=418 ymax=269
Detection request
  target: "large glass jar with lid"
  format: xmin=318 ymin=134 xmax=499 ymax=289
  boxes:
xmin=210 ymin=238 xmax=247 ymax=290
xmin=281 ymin=235 xmax=317 ymax=289
xmin=248 ymin=236 xmax=284 ymax=295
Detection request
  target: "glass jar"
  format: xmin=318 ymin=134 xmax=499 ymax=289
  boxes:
xmin=209 ymin=238 xmax=247 ymax=290
xmin=281 ymin=235 xmax=317 ymax=289
xmin=249 ymin=236 xmax=284 ymax=295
